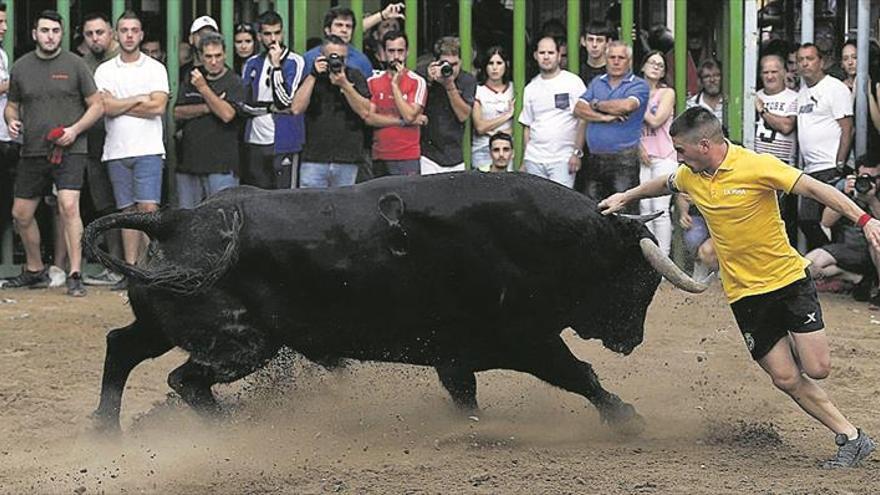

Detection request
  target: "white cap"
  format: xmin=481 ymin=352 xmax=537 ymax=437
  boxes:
xmin=190 ymin=15 xmax=219 ymax=34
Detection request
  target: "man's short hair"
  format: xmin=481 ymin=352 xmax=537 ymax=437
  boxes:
xmin=198 ymin=31 xmax=225 ymax=52
xmin=489 ymin=132 xmax=513 ymax=148
xmin=606 ymin=40 xmax=632 ymax=59
xmin=433 ymin=36 xmax=461 ymax=58
xmin=798 ymin=42 xmax=823 ymax=59
xmin=322 ymin=34 xmax=346 ymax=50
xmin=82 ymin=11 xmax=110 ymax=27
xmin=670 ymin=106 xmax=725 ymax=144
xmin=256 ymin=10 xmax=283 ymax=30
xmin=0 ymin=3 xmax=6 ymax=13
xmin=856 ymin=152 xmax=880 ymax=171
xmin=534 ymin=35 xmax=562 ymax=53
xmin=117 ymin=9 xmax=142 ymax=26
xmin=698 ymin=58 xmax=722 ymax=77
xmin=584 ymin=21 xmax=613 ymax=39
xmin=324 ymin=6 xmax=356 ymax=30
xmin=34 ymin=10 xmax=63 ymax=30
xmin=760 ymin=53 xmax=785 ymax=70
xmin=383 ymin=30 xmax=408 ymax=49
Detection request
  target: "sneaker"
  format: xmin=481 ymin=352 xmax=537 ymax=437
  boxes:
xmin=0 ymin=267 xmax=50 ymax=289
xmin=66 ymin=272 xmax=87 ymax=297
xmin=822 ymin=429 xmax=876 ymax=469
xmin=110 ymin=276 xmax=128 ymax=291
xmin=47 ymin=265 xmax=67 ymax=288
xmin=83 ymin=268 xmax=123 ymax=287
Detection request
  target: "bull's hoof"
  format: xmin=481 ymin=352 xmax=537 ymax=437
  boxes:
xmin=601 ymin=403 xmax=646 ymax=437
xmin=87 ymin=410 xmax=122 ymax=435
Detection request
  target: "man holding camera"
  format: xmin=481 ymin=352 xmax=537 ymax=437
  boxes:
xmin=418 ymin=36 xmax=476 ymax=175
xmin=291 ymin=35 xmax=371 ymax=188
xmin=241 ymin=10 xmax=305 ymax=190
xmin=365 ymin=31 xmax=426 ymax=177
xmin=806 ymin=154 xmax=880 ymax=302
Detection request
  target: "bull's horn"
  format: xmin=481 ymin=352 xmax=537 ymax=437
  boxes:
xmin=639 ymin=238 xmax=707 ymax=293
xmin=618 ymin=211 xmax=664 ymax=223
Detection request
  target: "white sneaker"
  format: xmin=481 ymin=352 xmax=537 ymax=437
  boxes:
xmin=47 ymin=265 xmax=67 ymax=288
xmin=83 ymin=268 xmax=123 ymax=286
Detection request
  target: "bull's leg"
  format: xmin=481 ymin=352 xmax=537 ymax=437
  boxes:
xmin=519 ymin=337 xmax=644 ymax=436
xmin=436 ymin=365 xmax=478 ymax=413
xmin=167 ymin=359 xmax=222 ymax=415
xmin=92 ymin=321 xmax=173 ymax=432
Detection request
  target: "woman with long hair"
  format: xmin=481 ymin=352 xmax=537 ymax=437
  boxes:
xmin=639 ymin=50 xmax=677 ymax=255
xmin=233 ymin=22 xmax=257 ymax=76
xmin=472 ymin=46 xmax=514 ymax=170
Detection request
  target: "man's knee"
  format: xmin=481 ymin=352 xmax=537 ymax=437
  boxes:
xmin=697 ymin=240 xmax=717 ymax=266
xmin=769 ymin=368 xmax=803 ymax=393
xmin=802 ymin=357 xmax=832 ymax=380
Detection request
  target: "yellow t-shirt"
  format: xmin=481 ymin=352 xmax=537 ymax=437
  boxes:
xmin=674 ymin=143 xmax=809 ymax=303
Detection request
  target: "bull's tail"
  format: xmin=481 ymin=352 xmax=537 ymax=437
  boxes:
xmin=83 ymin=208 xmax=244 ymax=296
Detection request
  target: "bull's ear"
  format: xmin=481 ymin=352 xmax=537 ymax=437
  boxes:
xmin=378 ymin=192 xmax=405 ymax=225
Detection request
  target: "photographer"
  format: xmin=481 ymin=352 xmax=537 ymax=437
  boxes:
xmin=418 ymin=36 xmax=476 ymax=174
xmin=291 ymin=35 xmax=371 ymax=188
xmin=805 ymin=153 xmax=880 ymax=302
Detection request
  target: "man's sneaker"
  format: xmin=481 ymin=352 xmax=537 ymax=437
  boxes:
xmin=47 ymin=265 xmax=67 ymax=288
xmin=83 ymin=269 xmax=123 ymax=287
xmin=66 ymin=272 xmax=87 ymax=297
xmin=0 ymin=267 xmax=50 ymax=289
xmin=822 ymin=429 xmax=876 ymax=469
xmin=110 ymin=277 xmax=128 ymax=292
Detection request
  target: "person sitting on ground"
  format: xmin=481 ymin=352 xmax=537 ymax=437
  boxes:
xmin=483 ymin=131 xmax=513 ymax=173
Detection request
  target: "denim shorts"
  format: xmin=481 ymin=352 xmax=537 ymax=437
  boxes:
xmin=106 ymin=154 xmax=164 ymax=209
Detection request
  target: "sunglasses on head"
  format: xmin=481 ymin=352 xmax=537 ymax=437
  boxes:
xmin=235 ymin=23 xmax=255 ymax=34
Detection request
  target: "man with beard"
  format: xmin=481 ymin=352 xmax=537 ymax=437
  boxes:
xmin=82 ymin=12 xmax=118 ymax=72
xmin=241 ymin=10 xmax=305 ymax=189
xmin=364 ymin=31 xmax=426 ymax=177
xmin=94 ymin=10 xmax=169 ymax=290
xmin=687 ymin=59 xmax=725 ymax=125
xmin=2 ymin=10 xmax=103 ymax=296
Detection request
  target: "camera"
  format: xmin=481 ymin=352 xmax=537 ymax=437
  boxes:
xmin=854 ymin=174 xmax=877 ymax=195
xmin=327 ymin=53 xmax=345 ymax=73
xmin=438 ymin=60 xmax=454 ymax=78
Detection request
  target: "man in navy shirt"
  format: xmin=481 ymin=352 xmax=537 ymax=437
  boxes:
xmin=574 ymin=41 xmax=648 ymax=213
xmin=303 ymin=6 xmax=373 ymax=79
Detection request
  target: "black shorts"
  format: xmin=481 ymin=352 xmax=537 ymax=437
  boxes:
xmin=822 ymin=242 xmax=873 ymax=275
xmin=730 ymin=272 xmax=825 ymax=361
xmin=14 ymin=154 xmax=87 ymax=199
xmin=86 ymin=156 xmax=117 ymax=213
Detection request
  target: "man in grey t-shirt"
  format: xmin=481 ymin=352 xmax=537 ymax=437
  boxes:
xmin=1 ymin=10 xmax=103 ymax=296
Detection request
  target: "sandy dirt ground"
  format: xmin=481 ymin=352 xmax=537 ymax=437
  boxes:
xmin=0 ymin=282 xmax=878 ymax=494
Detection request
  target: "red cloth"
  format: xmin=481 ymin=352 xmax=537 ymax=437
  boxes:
xmin=46 ymin=126 xmax=65 ymax=165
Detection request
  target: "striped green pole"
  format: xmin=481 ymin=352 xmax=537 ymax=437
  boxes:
xmin=222 ymin=0 xmax=234 ymax=58
xmin=460 ymin=0 xmax=472 ymax=169
xmin=512 ymin=0 xmax=525 ymax=170
xmin=352 ymin=0 xmax=363 ymax=50
xmin=293 ymin=0 xmax=306 ymax=54
xmin=620 ymin=0 xmax=633 ymax=46
xmin=728 ymin=0 xmax=744 ymax=142
xmin=276 ymin=0 xmax=290 ymax=45
xmin=567 ymin=0 xmax=580 ymax=75
xmin=405 ymin=0 xmax=418 ymax=69
xmin=112 ymin=0 xmax=126 ymax=22
xmin=674 ymin=0 xmax=687 ymax=113
xmin=4 ymin=0 xmax=14 ymax=63
xmin=56 ymin=0 xmax=71 ymax=51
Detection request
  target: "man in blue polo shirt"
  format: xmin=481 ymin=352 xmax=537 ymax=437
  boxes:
xmin=574 ymin=41 xmax=648 ymax=213
xmin=303 ymin=6 xmax=373 ymax=79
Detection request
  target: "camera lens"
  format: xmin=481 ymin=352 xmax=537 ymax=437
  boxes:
xmin=855 ymin=175 xmax=874 ymax=194
xmin=327 ymin=53 xmax=345 ymax=73
xmin=439 ymin=61 xmax=453 ymax=77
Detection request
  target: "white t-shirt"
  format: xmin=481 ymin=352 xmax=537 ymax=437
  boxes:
xmin=754 ymin=88 xmax=798 ymax=165
xmin=518 ymin=70 xmax=586 ymax=163
xmin=796 ymin=75 xmax=852 ymax=174
xmin=94 ymin=53 xmax=169 ymax=161
xmin=686 ymin=91 xmax=724 ymax=123
xmin=472 ymin=83 xmax=514 ymax=151
xmin=248 ymin=60 xmax=275 ymax=145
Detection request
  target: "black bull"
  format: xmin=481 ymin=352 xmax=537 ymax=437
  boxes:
xmin=83 ymin=172 xmax=705 ymax=433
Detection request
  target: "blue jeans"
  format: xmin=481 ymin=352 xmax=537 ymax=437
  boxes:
xmin=106 ymin=154 xmax=163 ymax=209
xmin=175 ymin=171 xmax=239 ymax=209
xmin=299 ymin=161 xmax=359 ymax=188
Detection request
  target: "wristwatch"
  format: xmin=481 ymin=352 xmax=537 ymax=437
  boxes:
xmin=572 ymin=148 xmax=584 ymax=158
xmin=591 ymin=98 xmax=601 ymax=111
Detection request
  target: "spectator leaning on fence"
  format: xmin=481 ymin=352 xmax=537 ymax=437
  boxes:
xmin=418 ymin=36 xmax=476 ymax=175
xmin=574 ymin=41 xmax=649 ymax=210
xmin=291 ymin=35 xmax=372 ymax=189
xmin=173 ymin=32 xmax=244 ymax=209
xmin=94 ymin=10 xmax=169 ymax=291
xmin=3 ymin=10 xmax=103 ymax=296
xmin=364 ymin=31 xmax=426 ymax=177
xmin=471 ymin=46 xmax=514 ymax=172
xmin=519 ymin=35 xmax=586 ymax=189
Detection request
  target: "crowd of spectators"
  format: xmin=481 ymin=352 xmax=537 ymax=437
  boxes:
xmin=0 ymin=2 xmax=880 ymax=305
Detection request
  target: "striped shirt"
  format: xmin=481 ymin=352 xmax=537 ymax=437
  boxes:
xmin=754 ymin=88 xmax=798 ymax=165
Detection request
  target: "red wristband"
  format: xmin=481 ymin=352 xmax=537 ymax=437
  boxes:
xmin=857 ymin=213 xmax=872 ymax=228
